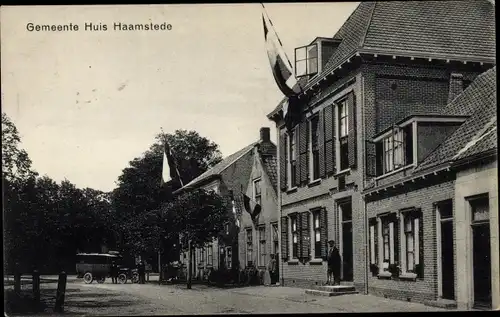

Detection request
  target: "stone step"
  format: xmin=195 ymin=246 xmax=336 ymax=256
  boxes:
xmin=313 ymin=285 xmax=356 ymax=293
xmin=423 ymin=299 xmax=457 ymax=309
xmin=305 ymin=289 xmax=359 ymax=297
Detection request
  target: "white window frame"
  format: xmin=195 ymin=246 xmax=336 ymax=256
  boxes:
xmin=271 ymin=222 xmax=279 ymax=256
xmin=369 ymin=222 xmax=377 ymax=265
xmin=258 ymin=225 xmax=266 ymax=267
xmin=311 ymin=210 xmax=322 ymax=260
xmin=400 ymin=211 xmax=420 ymax=276
xmin=253 ymin=178 xmax=262 ymax=206
xmin=206 ymin=244 xmax=213 ymax=266
xmin=309 ymin=114 xmax=321 ymax=182
xmin=287 ymin=129 xmax=298 ymax=189
xmin=377 ymin=215 xmax=396 ymax=274
xmin=226 ymin=246 xmax=232 ymax=269
xmin=290 ymin=214 xmax=299 ymax=259
xmin=335 ymin=99 xmax=350 ymax=174
xmin=295 ymin=43 xmax=319 ymax=77
xmin=246 ymin=228 xmax=253 ymax=266
xmin=382 ymin=128 xmax=405 ymax=174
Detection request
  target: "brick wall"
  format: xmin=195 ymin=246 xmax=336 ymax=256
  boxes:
xmin=365 ymin=176 xmax=455 ymax=304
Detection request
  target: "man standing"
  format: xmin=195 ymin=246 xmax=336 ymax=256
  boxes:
xmin=110 ymin=261 xmax=118 ymax=284
xmin=327 ymin=240 xmax=342 ymax=285
xmin=267 ymin=254 xmax=277 ymax=285
xmin=137 ymin=261 xmax=146 ymax=284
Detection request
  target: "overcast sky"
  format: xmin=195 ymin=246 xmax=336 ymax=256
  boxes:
xmin=1 ymin=3 xmax=358 ymax=192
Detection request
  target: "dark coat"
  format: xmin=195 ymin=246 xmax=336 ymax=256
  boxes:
xmin=327 ymin=247 xmax=341 ymax=273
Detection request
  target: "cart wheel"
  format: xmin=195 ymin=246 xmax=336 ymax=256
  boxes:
xmin=132 ymin=273 xmax=139 ymax=284
xmin=117 ymin=273 xmax=127 ymax=284
xmin=83 ymin=272 xmax=93 ymax=284
xmin=97 ymin=276 xmax=105 ymax=284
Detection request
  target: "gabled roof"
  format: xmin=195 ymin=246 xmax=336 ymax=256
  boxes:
xmin=268 ymin=0 xmax=496 ymax=118
xmin=178 ymin=142 xmax=257 ymax=191
xmin=262 ymin=155 xmax=278 ymax=192
xmin=415 ymin=66 xmax=497 ymax=171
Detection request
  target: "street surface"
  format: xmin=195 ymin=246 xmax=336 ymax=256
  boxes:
xmin=5 ymin=275 xmax=447 ymax=315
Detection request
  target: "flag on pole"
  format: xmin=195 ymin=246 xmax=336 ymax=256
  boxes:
xmin=262 ymin=3 xmax=302 ymax=98
xmin=161 ymin=137 xmax=183 ymax=186
xmin=243 ymin=193 xmax=262 ymax=219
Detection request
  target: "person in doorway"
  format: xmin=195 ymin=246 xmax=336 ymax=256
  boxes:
xmin=110 ymin=261 xmax=118 ymax=284
xmin=327 ymin=240 xmax=342 ymax=285
xmin=267 ymin=254 xmax=277 ymax=285
xmin=137 ymin=260 xmax=146 ymax=284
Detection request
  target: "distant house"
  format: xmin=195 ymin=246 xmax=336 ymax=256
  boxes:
xmin=174 ymin=128 xmax=278 ymax=280
xmin=266 ymin=0 xmax=496 ymax=308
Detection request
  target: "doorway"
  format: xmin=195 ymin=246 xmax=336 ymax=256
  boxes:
xmin=470 ymin=197 xmax=491 ymax=309
xmin=438 ymin=200 xmax=455 ymax=300
xmin=339 ymin=200 xmax=353 ymax=282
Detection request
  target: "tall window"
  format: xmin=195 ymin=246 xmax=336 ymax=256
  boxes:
xmin=246 ymin=228 xmax=253 ymax=266
xmin=383 ymin=128 xmax=405 ymax=173
xmin=272 ymin=223 xmax=279 ymax=256
xmin=200 ymin=248 xmax=205 ymax=266
xmin=310 ymin=115 xmax=320 ymax=181
xmin=253 ymin=178 xmax=262 ymax=205
xmin=291 ymin=215 xmax=299 ymax=258
xmin=258 ymin=226 xmax=266 ymax=266
xmin=226 ymin=247 xmax=232 ymax=269
xmin=207 ymin=244 xmax=213 ymax=266
xmin=369 ymin=221 xmax=378 ymax=265
xmin=338 ymin=99 xmax=349 ymax=171
xmin=313 ymin=211 xmax=321 ymax=258
xmin=288 ymin=130 xmax=297 ymax=187
xmin=381 ymin=217 xmax=395 ymax=271
xmin=295 ymin=44 xmax=318 ymax=77
xmin=404 ymin=215 xmax=415 ymax=272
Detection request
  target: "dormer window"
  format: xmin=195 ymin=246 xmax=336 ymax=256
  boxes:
xmin=383 ymin=127 xmax=405 ymax=173
xmin=295 ymin=44 xmax=318 ymax=77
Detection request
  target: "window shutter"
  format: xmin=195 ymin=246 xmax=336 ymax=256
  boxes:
xmin=279 ymin=132 xmax=287 ymax=191
xmin=375 ymin=142 xmax=383 ymax=176
xmin=347 ymin=92 xmax=357 ymax=168
xmin=318 ymin=110 xmax=326 ymax=178
xmin=324 ymin=104 xmax=335 ymax=175
xmin=294 ymin=130 xmax=300 ymax=187
xmin=299 ymin=211 xmax=310 ymax=261
xmin=320 ymin=208 xmax=328 ymax=260
xmin=393 ymin=216 xmax=399 ymax=266
xmin=280 ymin=216 xmax=289 ymax=260
xmin=418 ymin=209 xmax=424 ymax=278
xmin=365 ymin=140 xmax=377 ymax=177
xmin=299 ymin=121 xmax=308 ymax=184
xmin=405 ymin=126 xmax=414 ymax=165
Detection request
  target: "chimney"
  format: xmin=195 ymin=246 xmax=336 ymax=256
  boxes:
xmin=260 ymin=127 xmax=271 ymax=143
xmin=448 ymin=73 xmax=464 ymax=103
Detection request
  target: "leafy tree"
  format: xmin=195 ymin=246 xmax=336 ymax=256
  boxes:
xmin=111 ymin=130 xmax=223 ymax=260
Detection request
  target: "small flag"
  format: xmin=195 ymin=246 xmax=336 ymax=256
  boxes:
xmin=243 ymin=193 xmax=262 ymax=219
xmin=262 ymin=4 xmax=302 ymax=97
xmin=161 ymin=137 xmax=183 ymax=186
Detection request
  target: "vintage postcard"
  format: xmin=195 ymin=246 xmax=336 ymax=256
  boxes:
xmin=1 ymin=1 xmax=497 ymax=315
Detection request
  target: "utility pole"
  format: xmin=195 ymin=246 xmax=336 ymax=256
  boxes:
xmin=158 ymin=248 xmax=161 ymax=284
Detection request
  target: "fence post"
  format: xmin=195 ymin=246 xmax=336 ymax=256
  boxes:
xmin=54 ymin=271 xmax=67 ymax=313
xmin=32 ymin=270 xmax=40 ymax=303
xmin=14 ymin=273 xmax=21 ymax=294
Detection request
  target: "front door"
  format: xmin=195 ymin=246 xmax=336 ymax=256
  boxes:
xmin=470 ymin=196 xmax=491 ymax=309
xmin=439 ymin=200 xmax=455 ymax=300
xmin=340 ymin=201 xmax=353 ymax=282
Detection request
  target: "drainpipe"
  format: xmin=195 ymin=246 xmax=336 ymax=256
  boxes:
xmin=361 ymin=75 xmax=369 ymax=295
xmin=276 ymin=124 xmax=284 ymax=286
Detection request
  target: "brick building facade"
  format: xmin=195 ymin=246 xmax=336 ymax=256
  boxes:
xmin=267 ymin=0 xmax=496 ymax=307
xmin=174 ymin=128 xmax=278 ymax=279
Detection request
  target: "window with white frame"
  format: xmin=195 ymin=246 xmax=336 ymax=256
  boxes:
xmin=295 ymin=44 xmax=318 ymax=77
xmin=199 ymin=248 xmax=205 ymax=266
xmin=272 ymin=223 xmax=279 ymax=256
xmin=290 ymin=214 xmax=299 ymax=259
xmin=253 ymin=178 xmax=262 ymax=205
xmin=383 ymin=128 xmax=405 ymax=173
xmin=310 ymin=114 xmax=320 ymax=181
xmin=246 ymin=228 xmax=253 ymax=266
xmin=207 ymin=244 xmax=213 ymax=266
xmin=287 ymin=129 xmax=297 ymax=188
xmin=258 ymin=226 xmax=266 ymax=266
xmin=338 ymin=99 xmax=349 ymax=171
xmin=226 ymin=247 xmax=232 ymax=269
xmin=401 ymin=209 xmax=423 ymax=276
xmin=381 ymin=216 xmax=396 ymax=271
xmin=369 ymin=220 xmax=378 ymax=265
xmin=312 ymin=211 xmax=321 ymax=258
